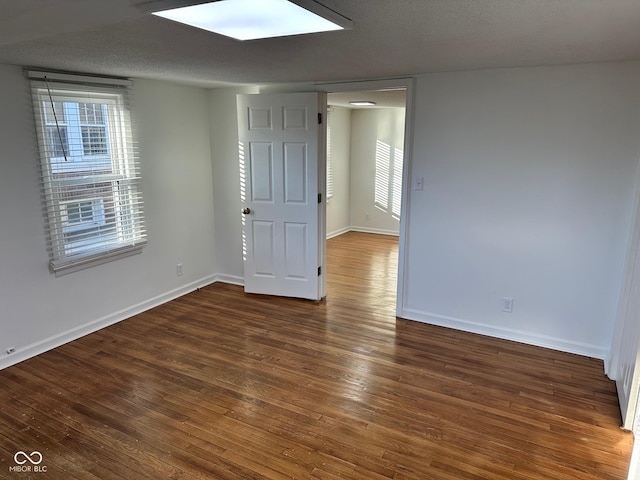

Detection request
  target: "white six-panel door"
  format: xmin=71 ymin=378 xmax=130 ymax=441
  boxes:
xmin=237 ymin=93 xmax=323 ymax=300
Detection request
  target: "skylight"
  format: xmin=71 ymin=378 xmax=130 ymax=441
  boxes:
xmin=151 ymin=0 xmax=349 ymax=41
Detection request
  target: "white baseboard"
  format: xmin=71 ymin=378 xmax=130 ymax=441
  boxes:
xmin=327 ymin=226 xmax=400 ymax=239
xmin=401 ymin=308 xmax=608 ymax=360
xmin=350 ymin=226 xmax=400 ymax=237
xmin=326 ymin=227 xmax=351 ymax=239
xmin=0 ymin=275 xmax=217 ymax=371
xmin=2 ymin=275 xmax=609 ymax=371
xmin=214 ymin=274 xmax=244 ymax=286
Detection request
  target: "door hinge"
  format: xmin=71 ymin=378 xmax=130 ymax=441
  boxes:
xmin=318 ymin=113 xmax=322 ymax=124
xmin=318 ymin=193 xmax=322 ymax=204
xmin=318 ymin=266 xmax=322 ymax=276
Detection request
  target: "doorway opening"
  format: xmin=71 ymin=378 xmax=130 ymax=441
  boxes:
xmin=320 ymin=82 xmax=412 ymax=316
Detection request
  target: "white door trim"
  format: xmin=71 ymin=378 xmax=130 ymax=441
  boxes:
xmin=609 ymin=158 xmax=640 ymax=430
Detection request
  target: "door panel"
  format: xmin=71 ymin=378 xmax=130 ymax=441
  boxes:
xmin=250 ymin=143 xmax=274 ymax=202
xmin=253 ymin=221 xmax=275 ymax=277
xmin=283 ymin=106 xmax=307 ymax=130
xmin=248 ymin=107 xmax=272 ymax=130
xmin=238 ymin=92 xmax=323 ymax=300
xmin=249 ymin=143 xmax=274 ymax=203
xmin=283 ymin=143 xmax=307 ymax=204
xmin=284 ymin=222 xmax=307 ymax=279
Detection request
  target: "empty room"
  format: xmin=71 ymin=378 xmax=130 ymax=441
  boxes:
xmin=1 ymin=1 xmax=640 ymax=479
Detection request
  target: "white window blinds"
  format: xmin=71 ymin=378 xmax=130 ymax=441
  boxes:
xmin=27 ymin=70 xmax=146 ymax=275
xmin=326 ymin=110 xmax=334 ymax=199
xmin=374 ymin=140 xmax=403 ymax=220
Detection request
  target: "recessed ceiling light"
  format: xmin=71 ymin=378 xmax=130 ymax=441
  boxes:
xmin=349 ymin=101 xmax=377 ymax=106
xmin=150 ymin=0 xmax=352 ymax=41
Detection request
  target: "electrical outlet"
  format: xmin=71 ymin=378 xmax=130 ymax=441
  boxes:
xmin=365 ymin=213 xmax=370 ymax=221
xmin=176 ymin=263 xmax=183 ymax=277
xmin=501 ymin=297 xmax=513 ymax=313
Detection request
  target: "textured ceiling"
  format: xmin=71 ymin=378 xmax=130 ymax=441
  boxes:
xmin=0 ymin=0 xmax=639 ymax=88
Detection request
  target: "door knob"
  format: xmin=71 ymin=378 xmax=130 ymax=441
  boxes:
xmin=242 ymin=207 xmax=251 ymax=215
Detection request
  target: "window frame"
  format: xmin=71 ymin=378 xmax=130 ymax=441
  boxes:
xmin=28 ymin=70 xmax=146 ymax=275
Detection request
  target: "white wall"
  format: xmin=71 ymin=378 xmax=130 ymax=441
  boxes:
xmin=350 ymin=107 xmax=405 ymax=235
xmin=401 ymin=62 xmax=640 ymax=359
xmin=8 ymin=60 xmax=631 ymax=368
xmin=0 ymin=66 xmax=216 ymax=368
xmin=207 ymin=63 xmax=640 ymax=361
xmin=326 ymin=106 xmax=406 ymax=237
xmin=208 ymin=86 xmax=259 ymax=283
xmin=326 ymin=106 xmax=351 ymax=237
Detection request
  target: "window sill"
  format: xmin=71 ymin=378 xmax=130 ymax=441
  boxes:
xmin=50 ymin=243 xmax=146 ymax=277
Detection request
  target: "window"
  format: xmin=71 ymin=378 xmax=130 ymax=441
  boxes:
xmin=28 ymin=70 xmax=146 ymax=275
xmin=326 ymin=110 xmax=334 ymax=200
xmin=79 ymin=103 xmax=109 ymax=156
xmin=374 ymin=140 xmax=403 ymax=220
xmin=61 ymin=199 xmax=105 ymax=229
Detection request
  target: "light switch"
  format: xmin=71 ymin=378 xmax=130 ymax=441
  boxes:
xmin=414 ymin=176 xmax=424 ymax=191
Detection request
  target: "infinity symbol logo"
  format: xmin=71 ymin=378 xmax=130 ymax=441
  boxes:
xmin=14 ymin=451 xmax=43 ymax=465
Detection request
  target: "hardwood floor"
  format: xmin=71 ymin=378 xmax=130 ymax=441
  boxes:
xmin=0 ymin=231 xmax=633 ymax=479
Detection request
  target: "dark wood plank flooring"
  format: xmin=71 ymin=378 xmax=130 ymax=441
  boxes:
xmin=0 ymin=231 xmax=633 ymax=479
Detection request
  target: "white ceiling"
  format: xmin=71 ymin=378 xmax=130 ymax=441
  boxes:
xmin=0 ymin=0 xmax=639 ymax=88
